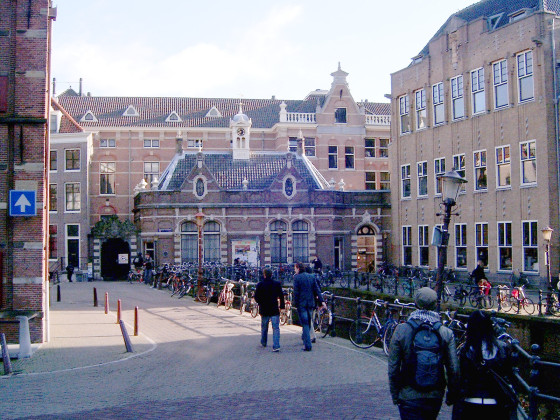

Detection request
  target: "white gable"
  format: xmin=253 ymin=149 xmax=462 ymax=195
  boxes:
xmin=205 ymin=106 xmax=222 ymax=118
xmin=123 ymin=105 xmax=139 ymax=117
xmin=165 ymin=111 xmax=182 ymax=123
xmin=80 ymin=110 xmax=98 ymax=122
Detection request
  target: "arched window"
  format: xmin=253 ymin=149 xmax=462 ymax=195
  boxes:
xmin=195 ymin=178 xmax=205 ymax=197
xmin=181 ymin=221 xmax=198 ymax=263
xmin=292 ymin=220 xmax=309 ymax=263
xmin=203 ymin=221 xmax=220 ymax=262
xmin=270 ymin=220 xmax=287 ymax=264
xmin=284 ymin=177 xmax=294 ymax=197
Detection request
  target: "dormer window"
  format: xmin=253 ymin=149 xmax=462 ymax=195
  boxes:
xmin=205 ymin=106 xmax=222 ymax=118
xmin=165 ymin=111 xmax=182 ymax=123
xmin=123 ymin=105 xmax=139 ymax=117
xmin=488 ymin=13 xmax=503 ymax=31
xmin=335 ymin=108 xmax=347 ymax=124
xmin=80 ymin=110 xmax=97 ymax=122
xmin=509 ymin=10 xmax=528 ymax=23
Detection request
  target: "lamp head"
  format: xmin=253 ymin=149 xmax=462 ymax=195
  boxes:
xmin=439 ymin=169 xmax=467 ymax=205
xmin=542 ymin=226 xmax=553 ymax=242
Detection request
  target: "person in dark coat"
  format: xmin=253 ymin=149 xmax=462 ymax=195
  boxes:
xmin=452 ymin=310 xmax=515 ymax=420
xmin=66 ymin=264 xmax=74 ymax=282
xmin=470 ymin=260 xmax=487 ymax=285
xmin=293 ymin=262 xmax=326 ymax=351
xmin=254 ymin=268 xmax=285 ymax=352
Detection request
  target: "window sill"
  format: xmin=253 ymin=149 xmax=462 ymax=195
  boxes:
xmin=400 ymin=197 xmax=412 ymax=201
xmin=473 ymin=189 xmax=488 ymax=194
xmin=494 ymin=104 xmax=511 ymax=112
xmin=496 ymin=186 xmax=512 ymax=191
xmin=520 ymin=183 xmax=537 ymax=189
xmin=417 ymin=195 xmax=429 ymax=200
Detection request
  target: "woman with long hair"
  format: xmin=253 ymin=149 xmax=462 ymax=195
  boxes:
xmin=452 ymin=310 xmax=516 ymax=419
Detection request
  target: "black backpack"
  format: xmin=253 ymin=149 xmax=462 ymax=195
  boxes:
xmin=406 ymin=319 xmax=444 ymax=391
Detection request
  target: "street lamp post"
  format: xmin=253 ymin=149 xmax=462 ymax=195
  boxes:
xmin=542 ymin=226 xmax=553 ymax=315
xmin=195 ymin=211 xmax=205 ymax=301
xmin=435 ymin=170 xmax=467 ymax=312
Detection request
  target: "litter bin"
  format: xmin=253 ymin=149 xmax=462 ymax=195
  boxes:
xmin=75 ymin=270 xmax=86 ymax=282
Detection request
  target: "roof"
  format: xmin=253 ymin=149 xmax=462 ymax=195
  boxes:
xmin=159 ymin=152 xmax=325 ymax=191
xmin=51 ymin=97 xmax=84 ymax=134
xmin=418 ymin=0 xmax=553 ymax=57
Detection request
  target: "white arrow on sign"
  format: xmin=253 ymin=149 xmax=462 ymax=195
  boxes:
xmin=14 ymin=194 xmax=31 ymax=213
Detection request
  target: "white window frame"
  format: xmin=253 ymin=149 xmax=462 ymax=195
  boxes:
xmin=455 ymin=223 xmax=467 ymax=269
xmin=65 ymin=149 xmax=80 ymax=171
xmin=49 ymin=183 xmax=57 ymax=212
xmin=417 ymin=161 xmax=428 ymax=197
xmin=497 ymin=221 xmax=513 ymax=271
xmin=522 ymin=220 xmax=539 ymax=273
xmin=434 ymin=157 xmax=445 ymax=196
xmin=415 ymin=89 xmax=427 ymax=130
xmin=100 ymin=162 xmax=116 ymax=195
xmin=143 ymin=139 xmax=160 ymax=148
xmin=365 ymin=138 xmax=375 ymax=158
xmin=471 ymin=67 xmax=485 ymax=115
xmin=493 ymin=59 xmax=509 ymax=109
xmin=432 ymin=82 xmax=445 ymax=126
xmin=379 ymin=138 xmax=389 ymax=158
xmin=453 ymin=154 xmax=466 ymax=194
xmin=418 ymin=225 xmax=429 ymax=267
xmin=345 ymin=146 xmax=355 ymax=170
xmin=100 ymin=139 xmax=116 ymax=148
xmin=520 ymin=140 xmax=537 ymax=186
xmin=304 ymin=137 xmax=316 ymax=157
xmin=365 ymin=172 xmax=376 ymax=190
xmin=328 ymin=146 xmax=338 ymax=169
xmin=473 ymin=150 xmax=487 ymax=191
xmin=379 ymin=171 xmax=390 ymax=191
xmin=476 ymin=222 xmax=489 ymax=268
xmin=64 ymin=182 xmax=81 ymax=212
xmin=399 ymin=95 xmax=411 ymax=134
xmin=517 ymin=50 xmax=534 ymax=103
xmin=187 ymin=139 xmax=203 ymax=149
xmin=401 ymin=164 xmax=411 ymax=199
xmin=402 ymin=225 xmax=412 ymax=266
xmin=143 ymin=161 xmax=160 ymax=185
xmin=451 ymin=75 xmax=464 ymax=120
xmin=496 ymin=145 xmax=511 ymax=189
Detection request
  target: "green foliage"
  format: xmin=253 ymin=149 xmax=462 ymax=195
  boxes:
xmin=91 ymin=215 xmax=138 ymax=239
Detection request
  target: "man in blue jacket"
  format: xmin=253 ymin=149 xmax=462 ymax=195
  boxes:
xmin=254 ymin=268 xmax=285 ymax=352
xmin=293 ymin=262 xmax=326 ymax=351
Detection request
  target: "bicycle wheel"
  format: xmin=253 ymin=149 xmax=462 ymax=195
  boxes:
xmin=522 ymin=297 xmax=535 ymax=315
xmin=382 ymin=322 xmax=397 ymax=356
xmin=468 ymin=292 xmax=480 ymax=308
xmin=500 ymin=296 xmax=512 ymax=312
xmin=483 ymin=294 xmax=494 ymax=309
xmin=349 ymin=317 xmax=378 ymax=349
xmin=338 ymin=275 xmax=349 ymax=288
xmin=318 ymin=309 xmax=330 ymax=336
xmin=280 ymin=310 xmax=288 ymax=326
xmin=250 ymin=302 xmax=258 ymax=318
xmin=225 ymin=291 xmax=233 ymax=310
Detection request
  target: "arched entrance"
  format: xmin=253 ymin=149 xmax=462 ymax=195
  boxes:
xmin=357 ymin=225 xmax=376 ymax=272
xmin=101 ymin=238 xmax=131 ymax=280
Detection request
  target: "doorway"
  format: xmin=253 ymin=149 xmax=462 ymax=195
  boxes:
xmin=101 ymin=238 xmax=130 ymax=280
xmin=357 ymin=225 xmax=376 ymax=272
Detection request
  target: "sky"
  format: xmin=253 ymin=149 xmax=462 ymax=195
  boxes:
xmin=51 ymin=0 xmax=477 ymax=103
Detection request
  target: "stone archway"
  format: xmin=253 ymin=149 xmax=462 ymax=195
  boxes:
xmin=357 ymin=225 xmax=377 ymax=272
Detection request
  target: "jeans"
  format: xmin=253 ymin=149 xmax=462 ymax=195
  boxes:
xmin=398 ymin=398 xmax=442 ymax=420
xmin=261 ymin=315 xmax=280 ymax=350
xmin=297 ymin=307 xmax=313 ymax=350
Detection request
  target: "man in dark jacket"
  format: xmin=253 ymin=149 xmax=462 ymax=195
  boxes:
xmin=388 ymin=287 xmax=459 ymax=420
xmin=293 ymin=262 xmax=326 ymax=351
xmin=254 ymin=268 xmax=285 ymax=352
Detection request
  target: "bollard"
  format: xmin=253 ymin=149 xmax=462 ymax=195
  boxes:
xmin=1 ymin=333 xmax=12 ymax=375
xmin=104 ymin=292 xmax=109 ymax=314
xmin=117 ymin=299 xmax=122 ymax=324
xmin=16 ymin=316 xmax=32 ymax=359
xmin=119 ymin=320 xmax=134 ymax=353
xmin=134 ymin=306 xmax=139 ymax=336
xmin=57 ymin=284 xmax=61 ymax=302
xmin=93 ymin=287 xmax=98 ymax=307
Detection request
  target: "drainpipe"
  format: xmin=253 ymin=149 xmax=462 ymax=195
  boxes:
xmin=552 ymin=18 xmax=560 ymax=280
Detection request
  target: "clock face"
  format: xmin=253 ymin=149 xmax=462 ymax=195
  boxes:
xmin=237 ymin=128 xmax=245 ymax=136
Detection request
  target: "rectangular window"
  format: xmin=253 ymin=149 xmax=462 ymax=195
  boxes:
xmin=379 ymin=139 xmax=389 ymax=157
xmin=418 ymin=225 xmax=429 ymax=266
xmin=328 ymin=146 xmax=338 ymax=169
xmin=50 ymin=150 xmax=57 ymax=171
xmin=522 ymin=220 xmax=539 ymax=272
xmin=365 ymin=172 xmax=376 ymax=190
xmin=493 ymin=59 xmax=509 ymax=108
xmin=65 ymin=183 xmax=80 ymax=212
xmin=65 ymin=149 xmax=80 ymax=171
xmin=203 ymin=234 xmax=220 ymax=263
xmin=402 ymin=226 xmax=412 ymax=266
xmin=143 ymin=162 xmax=160 ymax=185
xmin=453 ymin=154 xmax=466 ymax=193
xmin=498 ymin=221 xmax=513 ymax=270
xmin=474 ymin=150 xmax=487 ymax=191
xmin=434 ymin=157 xmax=446 ymax=195
xmin=49 ymin=184 xmax=57 ymax=212
xmin=380 ymin=171 xmax=390 ymax=190
xmin=144 ymin=139 xmax=160 ymax=148
xmin=417 ymin=161 xmax=428 ymax=197
xmin=399 ymin=95 xmax=410 ymax=134
xmin=401 ymin=164 xmax=411 ymax=198
xmin=335 ymin=108 xmax=347 ymax=123
xmin=181 ymin=235 xmax=198 ymax=263
xmin=476 ymin=222 xmax=489 ymax=267
xmin=100 ymin=139 xmax=116 ymax=148
xmin=455 ymin=224 xmax=467 ymax=268
xmin=288 ymin=137 xmax=298 ymax=153
xmin=187 ymin=139 xmax=203 ymax=148
xmin=365 ymin=138 xmax=375 ymax=158
xmin=304 ymin=138 xmax=316 ymax=157
xmin=471 ymin=68 xmax=485 ymax=115
xmin=496 ymin=145 xmax=511 ymax=188
xmin=433 ymin=82 xmax=445 ymax=126
xmin=517 ymin=50 xmax=534 ymax=102
xmin=415 ymin=89 xmax=427 ymax=130
xmin=100 ymin=162 xmax=116 ymax=195
xmin=520 ymin=140 xmax=536 ymax=185
xmin=451 ymin=75 xmax=464 ymax=120
xmin=345 ymin=146 xmax=355 ymax=169
xmin=49 ymin=225 xmax=57 ymax=260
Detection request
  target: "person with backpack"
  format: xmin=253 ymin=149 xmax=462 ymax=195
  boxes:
xmin=470 ymin=259 xmax=487 ymax=286
xmin=254 ymin=268 xmax=285 ymax=352
xmin=388 ymin=287 xmax=459 ymax=420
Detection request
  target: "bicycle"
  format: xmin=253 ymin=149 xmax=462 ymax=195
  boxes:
xmin=349 ymin=299 xmax=395 ymax=352
xmin=382 ymin=299 xmax=416 ymax=354
xmin=468 ymin=283 xmax=494 ymax=309
xmin=312 ymin=291 xmax=333 ymax=337
xmin=216 ymin=278 xmax=235 ymax=309
xmin=280 ymin=288 xmax=292 ymax=325
xmin=441 ymin=310 xmax=467 ymax=353
xmin=508 ymin=284 xmax=535 ymax=315
xmin=496 ymin=284 xmax=512 ymax=312
xmin=128 ymin=268 xmax=143 ymax=284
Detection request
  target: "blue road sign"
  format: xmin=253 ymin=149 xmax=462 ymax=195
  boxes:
xmin=9 ymin=190 xmax=37 ymax=216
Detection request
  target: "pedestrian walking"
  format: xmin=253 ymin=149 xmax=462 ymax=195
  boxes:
xmin=388 ymin=287 xmax=459 ymax=420
xmin=254 ymin=268 xmax=285 ymax=352
xmin=470 ymin=259 xmax=486 ymax=285
xmin=144 ymin=254 xmax=153 ymax=285
xmin=452 ymin=310 xmax=516 ymax=420
xmin=66 ymin=264 xmax=74 ymax=282
xmin=312 ymin=256 xmax=323 ymax=274
xmin=293 ymin=262 xmax=326 ymax=351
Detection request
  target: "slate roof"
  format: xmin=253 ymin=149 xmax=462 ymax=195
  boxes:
xmin=55 ymin=95 xmax=390 ymax=130
xmin=418 ymin=0 xmax=555 ymax=57
xmin=160 ymin=153 xmax=325 ymax=191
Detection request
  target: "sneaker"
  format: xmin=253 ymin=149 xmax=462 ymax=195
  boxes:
xmin=302 ymin=347 xmax=312 ymax=352
xmin=273 ymin=348 xmax=280 ymax=352
xmin=261 ymin=343 xmax=267 ymax=348
xmin=311 ymin=338 xmax=316 ymax=343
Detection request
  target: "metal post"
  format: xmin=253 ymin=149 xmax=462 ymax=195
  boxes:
xmin=104 ymin=292 xmax=109 ymax=314
xmin=134 ymin=306 xmax=138 ymax=336
xmin=355 ymin=297 xmax=362 ymax=344
xmin=538 ymin=290 xmax=543 ymax=316
xmin=545 ymin=242 xmax=553 ymax=315
xmin=330 ymin=295 xmax=336 ymax=337
xmin=435 ymin=204 xmax=452 ymax=312
xmin=119 ymin=320 xmax=134 ymax=353
xmin=93 ymin=287 xmax=98 ymax=307
xmin=57 ymin=284 xmax=61 ymax=302
xmin=528 ymin=344 xmax=541 ymax=420
xmin=195 ymin=212 xmax=204 ymax=301
xmin=1 ymin=333 xmax=12 ymax=375
xmin=117 ymin=299 xmax=121 ymax=324
xmin=354 ymin=271 xmax=358 ymax=289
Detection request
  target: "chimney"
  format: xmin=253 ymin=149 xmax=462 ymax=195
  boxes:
xmin=52 ymin=77 xmax=56 ymax=96
xmin=176 ymin=132 xmax=183 ymax=154
xmin=79 ymin=78 xmax=83 ymax=96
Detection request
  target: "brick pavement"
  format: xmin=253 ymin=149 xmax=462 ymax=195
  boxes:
xmin=0 ymin=281 xmax=452 ymax=419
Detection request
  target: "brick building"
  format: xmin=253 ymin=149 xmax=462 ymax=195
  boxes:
xmin=0 ymin=0 xmax=56 ymax=342
xmin=55 ymin=66 xmax=392 ymax=275
xmin=390 ymin=0 xmax=560 ymax=284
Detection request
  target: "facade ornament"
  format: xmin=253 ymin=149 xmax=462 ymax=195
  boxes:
xmin=338 ymin=178 xmax=345 ymax=191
